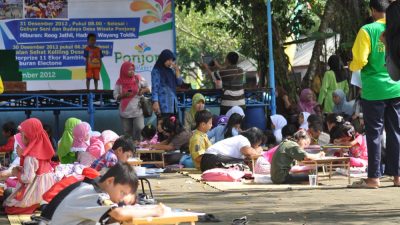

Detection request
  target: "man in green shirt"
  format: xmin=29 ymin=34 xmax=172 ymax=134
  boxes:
xmin=349 ymin=0 xmax=400 ymax=188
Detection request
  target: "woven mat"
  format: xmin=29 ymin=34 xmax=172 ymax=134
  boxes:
xmin=182 ymin=173 xmax=349 ymax=192
xmin=7 ymin=214 xmax=32 ymax=225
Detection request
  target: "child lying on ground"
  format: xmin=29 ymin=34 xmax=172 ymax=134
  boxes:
xmin=49 ymin=163 xmax=165 ymax=224
xmin=200 ymin=127 xmax=264 ymax=172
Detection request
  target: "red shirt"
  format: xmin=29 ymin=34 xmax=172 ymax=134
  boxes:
xmin=0 ymin=136 xmax=15 ymax=153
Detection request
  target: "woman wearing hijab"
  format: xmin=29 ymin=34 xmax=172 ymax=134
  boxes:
xmin=101 ymin=130 xmax=119 ymax=151
xmin=58 ymin=118 xmax=81 ymax=164
xmin=270 ymin=114 xmax=288 ymax=144
xmin=114 ymin=61 xmax=150 ymax=141
xmin=4 ymin=118 xmax=55 ymax=214
xmin=151 ymin=49 xmax=183 ymax=118
xmin=318 ymin=55 xmax=350 ymax=113
xmin=332 ymin=89 xmax=354 ymax=119
xmin=71 ymin=122 xmax=92 ymax=166
xmin=298 ymin=89 xmax=317 ymax=114
xmin=184 ymin=93 xmax=206 ymax=131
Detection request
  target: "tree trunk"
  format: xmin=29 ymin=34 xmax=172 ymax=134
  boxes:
xmin=249 ymin=0 xmax=269 ymax=87
xmin=302 ymin=0 xmax=336 ymax=88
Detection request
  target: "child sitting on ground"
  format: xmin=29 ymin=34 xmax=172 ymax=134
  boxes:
xmin=140 ymin=124 xmax=158 ymax=146
xmin=147 ymin=116 xmax=192 ymax=165
xmin=91 ymin=136 xmax=135 ymax=174
xmin=147 ymin=116 xmax=192 ymax=152
xmin=0 ymin=121 xmax=17 ymax=154
xmin=72 ymin=122 xmax=92 ymax=165
xmin=270 ymin=114 xmax=287 ymax=143
xmin=49 ymin=163 xmax=165 ymax=224
xmin=58 ymin=118 xmax=82 ymax=164
xmin=271 ymin=130 xmax=325 ymax=184
xmin=82 ymin=134 xmax=106 ymax=167
xmin=4 ymin=118 xmax=55 ymax=214
xmin=101 ymin=130 xmax=119 ymax=152
xmin=208 ymin=113 xmax=243 ymax=144
xmin=189 ymin=110 xmax=213 ymax=170
xmin=330 ymin=122 xmax=367 ymax=167
xmin=0 ymin=133 xmax=24 ymax=188
xmin=308 ymin=121 xmax=330 ymax=146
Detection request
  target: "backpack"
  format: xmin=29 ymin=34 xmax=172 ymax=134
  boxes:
xmin=24 ymin=178 xmax=99 ymax=225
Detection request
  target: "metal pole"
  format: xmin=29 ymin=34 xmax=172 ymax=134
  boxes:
xmin=88 ymin=92 xmax=95 ymax=128
xmin=267 ymin=0 xmax=276 ymax=115
xmin=171 ymin=0 xmax=177 ymax=55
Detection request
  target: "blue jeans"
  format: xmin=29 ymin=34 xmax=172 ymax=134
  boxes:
xmin=362 ymin=98 xmax=400 ymax=178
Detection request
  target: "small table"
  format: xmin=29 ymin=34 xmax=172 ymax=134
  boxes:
xmin=127 ymin=159 xmax=143 ymax=167
xmin=126 ymin=213 xmax=198 ymax=225
xmin=138 ymin=173 xmax=161 ymax=199
xmin=136 ymin=150 xmax=166 ymax=168
xmin=300 ymin=157 xmax=351 ymax=184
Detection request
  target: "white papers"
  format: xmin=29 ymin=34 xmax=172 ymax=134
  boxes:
xmin=351 ymin=70 xmax=362 ymax=88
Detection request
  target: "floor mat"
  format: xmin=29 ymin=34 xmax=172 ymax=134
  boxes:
xmin=183 ymin=173 xmax=348 ymax=191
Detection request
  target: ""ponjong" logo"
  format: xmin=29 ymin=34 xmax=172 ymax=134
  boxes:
xmin=134 ymin=42 xmax=151 ymax=53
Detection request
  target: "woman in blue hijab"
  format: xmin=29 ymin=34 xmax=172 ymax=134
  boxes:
xmin=151 ymin=49 xmax=183 ymax=117
xmin=333 ymin=89 xmax=354 ymax=118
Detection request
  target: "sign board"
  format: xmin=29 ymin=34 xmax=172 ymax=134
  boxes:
xmin=0 ymin=0 xmax=174 ymax=90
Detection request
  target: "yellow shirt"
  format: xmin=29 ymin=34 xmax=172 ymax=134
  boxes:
xmin=189 ymin=130 xmax=212 ymax=169
xmin=349 ymin=18 xmax=385 ymax=72
xmin=0 ymin=76 xmax=3 ymax=94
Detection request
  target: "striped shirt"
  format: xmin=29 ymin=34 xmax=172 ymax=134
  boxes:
xmin=219 ymin=66 xmax=245 ymax=107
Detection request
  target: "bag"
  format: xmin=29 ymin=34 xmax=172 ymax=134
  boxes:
xmin=201 ymin=168 xmax=245 ymax=182
xmin=140 ymin=96 xmax=153 ymax=118
xmin=135 ymin=75 xmax=153 ymax=118
xmin=254 ymin=157 xmax=271 ymax=175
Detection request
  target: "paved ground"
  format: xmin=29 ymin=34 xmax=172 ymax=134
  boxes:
xmin=1 ymin=173 xmax=400 ymax=224
xmin=153 ymin=174 xmax=400 ymax=225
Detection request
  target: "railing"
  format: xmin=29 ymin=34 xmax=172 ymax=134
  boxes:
xmin=0 ymin=88 xmax=272 ymax=135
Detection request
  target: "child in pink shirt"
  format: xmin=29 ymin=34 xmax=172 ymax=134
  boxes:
xmin=331 ymin=122 xmax=367 ymax=167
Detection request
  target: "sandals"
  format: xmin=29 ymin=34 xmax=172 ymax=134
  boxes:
xmin=232 ymin=216 xmax=248 ymax=225
xmin=347 ymin=179 xmax=379 ymax=189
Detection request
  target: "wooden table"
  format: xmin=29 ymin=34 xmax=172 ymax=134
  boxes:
xmin=136 ymin=150 xmax=166 ymax=168
xmin=321 ymin=145 xmax=351 ymax=157
xmin=300 ymin=157 xmax=351 ymax=184
xmin=125 ymin=213 xmax=198 ymax=225
xmin=127 ymin=159 xmax=143 ymax=166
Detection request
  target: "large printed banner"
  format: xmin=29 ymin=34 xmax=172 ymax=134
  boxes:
xmin=0 ymin=0 xmax=174 ymax=90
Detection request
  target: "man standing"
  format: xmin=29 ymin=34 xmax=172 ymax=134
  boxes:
xmin=349 ymin=0 xmax=400 ymax=188
xmin=205 ymin=52 xmax=245 ymax=115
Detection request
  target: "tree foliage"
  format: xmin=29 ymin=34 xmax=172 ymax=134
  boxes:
xmin=176 ymin=0 xmax=320 ymax=93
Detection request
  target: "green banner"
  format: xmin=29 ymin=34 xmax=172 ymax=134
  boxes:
xmin=21 ymin=69 xmax=72 ymax=81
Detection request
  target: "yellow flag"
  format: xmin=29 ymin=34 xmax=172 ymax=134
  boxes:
xmin=0 ymin=76 xmax=4 ymax=94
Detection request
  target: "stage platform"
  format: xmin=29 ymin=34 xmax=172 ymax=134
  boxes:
xmin=0 ymin=88 xmax=271 ymax=134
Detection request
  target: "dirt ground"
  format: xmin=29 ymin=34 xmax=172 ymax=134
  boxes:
xmin=1 ymin=173 xmax=400 ymax=225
